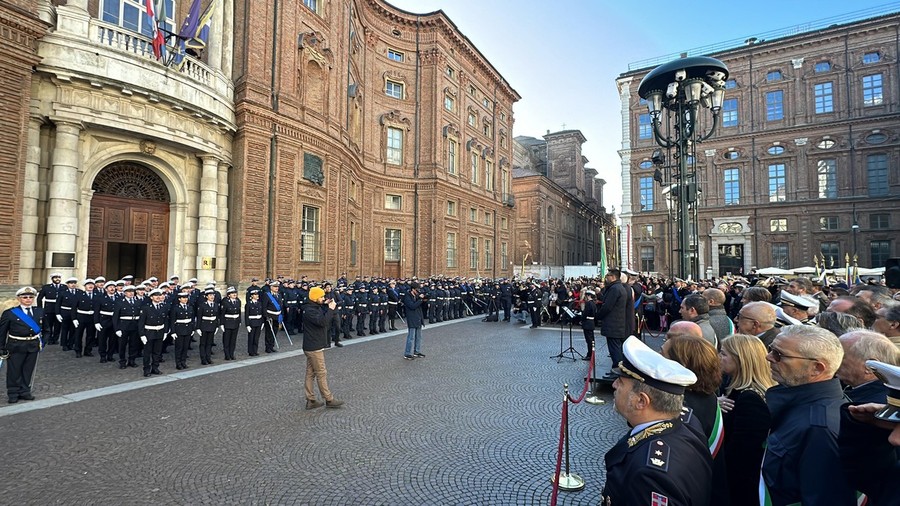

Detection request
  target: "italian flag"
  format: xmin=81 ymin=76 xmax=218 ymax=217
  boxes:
xmin=709 ymin=403 xmax=724 ymax=458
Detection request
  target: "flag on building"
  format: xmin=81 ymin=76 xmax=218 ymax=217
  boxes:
xmin=173 ymin=0 xmax=203 ymax=67
xmin=599 ymin=229 xmax=607 ymax=278
xmin=186 ymin=0 xmax=216 ymax=49
xmin=144 ymin=0 xmax=165 ymax=59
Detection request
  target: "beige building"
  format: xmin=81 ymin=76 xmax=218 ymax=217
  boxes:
xmin=617 ymin=11 xmax=900 ymax=277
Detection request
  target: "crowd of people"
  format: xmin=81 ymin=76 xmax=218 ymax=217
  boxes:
xmin=4 ymin=265 xmax=900 ymax=504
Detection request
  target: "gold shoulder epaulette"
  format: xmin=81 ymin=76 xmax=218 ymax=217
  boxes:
xmin=627 ymin=421 xmax=673 ymax=448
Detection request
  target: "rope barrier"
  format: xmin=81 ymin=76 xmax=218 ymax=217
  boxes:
xmin=550 ymin=389 xmax=568 ymax=506
xmin=567 ymin=349 xmax=594 ymax=404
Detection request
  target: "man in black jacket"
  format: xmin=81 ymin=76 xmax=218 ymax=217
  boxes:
xmin=302 ymin=287 xmax=343 ymax=410
xmin=1 ymin=286 xmax=44 ymax=403
xmin=596 ymin=268 xmax=632 ymax=379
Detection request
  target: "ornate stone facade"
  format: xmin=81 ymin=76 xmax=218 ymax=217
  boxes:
xmin=618 ymin=12 xmax=900 ymax=276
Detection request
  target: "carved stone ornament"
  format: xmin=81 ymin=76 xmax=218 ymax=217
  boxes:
xmin=380 ymin=110 xmax=411 ymax=130
xmin=443 ymin=123 xmax=460 ymax=138
xmin=299 ymin=31 xmax=334 ymax=68
xmin=303 ymin=152 xmax=325 ymax=186
xmin=140 ymin=140 xmax=157 ymax=155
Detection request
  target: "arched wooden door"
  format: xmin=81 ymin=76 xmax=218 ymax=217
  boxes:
xmin=87 ymin=163 xmax=170 ymax=282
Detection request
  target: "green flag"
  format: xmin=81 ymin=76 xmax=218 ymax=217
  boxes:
xmin=600 ymin=229 xmax=607 ymax=278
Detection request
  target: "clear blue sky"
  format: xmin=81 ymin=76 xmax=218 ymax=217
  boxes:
xmin=389 ymin=0 xmax=899 ymax=214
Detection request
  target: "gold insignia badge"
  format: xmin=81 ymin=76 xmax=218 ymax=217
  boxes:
xmin=627 ymin=422 xmax=674 ymax=448
xmin=650 ymin=458 xmax=666 ymax=466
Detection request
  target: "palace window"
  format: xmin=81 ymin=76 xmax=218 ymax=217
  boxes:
xmin=384 ymin=229 xmax=401 ymax=262
xmin=301 ymin=205 xmax=320 ymax=262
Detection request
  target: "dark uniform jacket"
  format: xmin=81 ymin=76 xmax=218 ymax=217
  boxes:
xmin=138 ymin=303 xmax=169 ymax=340
xmin=0 ymin=305 xmax=44 ymax=353
xmin=402 ymin=290 xmax=424 ymax=328
xmin=94 ymin=293 xmax=120 ymax=329
xmin=245 ymin=299 xmax=265 ymax=328
xmin=839 ymin=403 xmax=900 ymax=506
xmin=761 ymin=378 xmax=855 ymax=505
xmin=581 ymin=299 xmax=597 ymax=331
xmin=263 ymin=291 xmax=284 ymax=323
xmin=603 ymin=418 xmax=712 ymax=506
xmin=58 ymin=288 xmax=82 ymax=319
xmin=113 ymin=297 xmax=142 ymax=333
xmin=169 ymin=301 xmax=197 ymax=336
xmin=75 ymin=290 xmax=100 ymax=323
xmin=220 ymin=297 xmax=243 ymax=329
xmin=197 ymin=300 xmax=221 ymax=332
xmin=37 ymin=283 xmax=62 ymax=314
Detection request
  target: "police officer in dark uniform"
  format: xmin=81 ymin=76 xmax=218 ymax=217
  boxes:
xmin=197 ymin=288 xmax=220 ymax=365
xmin=387 ymin=281 xmax=400 ymax=330
xmin=499 ymin=280 xmax=513 ymax=322
xmin=169 ymin=290 xmax=196 ymax=370
xmin=73 ymin=278 xmax=99 ymax=358
xmin=581 ymin=290 xmax=598 ymax=361
xmin=282 ymin=280 xmax=299 ymax=336
xmin=113 ymin=285 xmax=141 ymax=369
xmin=220 ymin=287 xmax=242 ymax=360
xmin=244 ymin=289 xmax=264 ymax=356
xmin=355 ymin=286 xmax=369 ymax=336
xmin=528 ymin=283 xmax=542 ymax=328
xmin=262 ymin=281 xmax=284 ymax=353
xmin=0 ymin=286 xmax=44 ymax=403
xmin=139 ymin=288 xmax=169 ymax=377
xmin=58 ymin=276 xmax=81 ymax=351
xmin=366 ymin=284 xmax=379 ymax=335
xmin=37 ymin=273 xmax=63 ymax=344
xmin=94 ymin=281 xmax=120 ymax=363
xmin=341 ymin=286 xmax=355 ymax=340
xmin=603 ymin=337 xmax=712 ymax=506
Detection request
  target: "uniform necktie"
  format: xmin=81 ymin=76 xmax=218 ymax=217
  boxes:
xmin=26 ymin=307 xmax=32 ymax=318
xmin=182 ymin=304 xmax=187 ymax=310
xmin=71 ymin=289 xmax=75 ymax=294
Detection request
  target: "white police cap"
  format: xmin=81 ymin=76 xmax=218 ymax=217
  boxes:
xmin=867 ymin=360 xmax=900 ymax=423
xmin=16 ymin=286 xmax=37 ymax=297
xmin=779 ymin=291 xmax=817 ymax=310
xmin=613 ymin=336 xmax=697 ymax=395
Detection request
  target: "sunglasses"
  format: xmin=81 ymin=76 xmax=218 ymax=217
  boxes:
xmin=18 ymin=295 xmax=35 ymax=298
xmin=767 ymin=344 xmax=817 ymax=362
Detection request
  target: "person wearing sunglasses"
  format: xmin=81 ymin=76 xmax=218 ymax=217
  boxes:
xmin=760 ymin=325 xmax=855 ymax=505
xmin=0 ymin=286 xmax=44 ymax=403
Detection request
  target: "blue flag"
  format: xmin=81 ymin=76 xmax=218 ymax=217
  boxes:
xmin=186 ymin=0 xmax=216 ymax=49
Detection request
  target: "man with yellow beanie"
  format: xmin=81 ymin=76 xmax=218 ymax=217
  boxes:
xmin=302 ymin=286 xmax=344 ymax=410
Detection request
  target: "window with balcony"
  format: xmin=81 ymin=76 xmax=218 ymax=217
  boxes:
xmin=384 ymin=229 xmax=401 ymax=262
xmin=817 ymin=159 xmax=837 ymax=199
xmin=102 ymin=0 xmax=175 ymax=36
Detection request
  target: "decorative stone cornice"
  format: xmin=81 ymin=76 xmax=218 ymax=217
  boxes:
xmin=380 ymin=109 xmax=411 ymax=129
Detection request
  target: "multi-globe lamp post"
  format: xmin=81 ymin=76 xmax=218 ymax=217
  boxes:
xmin=638 ymin=56 xmax=728 ymax=280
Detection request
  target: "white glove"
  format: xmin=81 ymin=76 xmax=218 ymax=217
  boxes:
xmin=140 ymin=336 xmax=147 ymax=345
xmin=247 ymin=326 xmax=251 ymax=333
xmin=116 ymin=330 xmax=123 ymax=337
xmin=195 ymin=329 xmax=202 ymax=336
xmin=73 ymin=319 xmax=80 ymax=328
xmin=171 ymin=333 xmax=177 ymax=340
xmin=219 ymin=325 xmax=224 ymax=333
xmin=95 ymin=323 xmax=103 ymax=332
xmin=57 ymin=314 xmax=63 ymax=322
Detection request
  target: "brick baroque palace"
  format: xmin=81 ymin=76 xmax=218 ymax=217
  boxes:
xmin=618 ymin=11 xmax=900 ymax=277
xmin=0 ymin=0 xmax=615 ymax=295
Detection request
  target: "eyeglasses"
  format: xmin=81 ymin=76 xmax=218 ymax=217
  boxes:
xmin=18 ymin=295 xmax=35 ymax=298
xmin=735 ymin=313 xmax=757 ymax=323
xmin=767 ymin=345 xmax=817 ymax=362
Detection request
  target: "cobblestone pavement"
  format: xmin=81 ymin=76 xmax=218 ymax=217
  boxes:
xmin=0 ymin=318 xmax=656 ymax=505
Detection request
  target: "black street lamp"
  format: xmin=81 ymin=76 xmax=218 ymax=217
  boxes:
xmin=638 ymin=56 xmax=728 ymax=280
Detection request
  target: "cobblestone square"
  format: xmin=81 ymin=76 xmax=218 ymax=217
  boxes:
xmin=0 ymin=318 xmax=637 ymax=505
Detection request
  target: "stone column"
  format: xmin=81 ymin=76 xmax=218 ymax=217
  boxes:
xmin=19 ymin=117 xmax=43 ymax=285
xmin=207 ymin=0 xmax=224 ymax=73
xmin=46 ymin=121 xmax=83 ymax=278
xmin=221 ymin=0 xmax=234 ymax=79
xmin=215 ymin=162 xmax=229 ymax=286
xmin=196 ymin=155 xmax=219 ymax=284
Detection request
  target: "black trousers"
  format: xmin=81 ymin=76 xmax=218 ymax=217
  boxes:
xmin=5 ymin=340 xmax=39 ymax=400
xmin=174 ymin=332 xmax=191 ymax=366
xmin=606 ymin=336 xmax=626 ymax=373
xmin=199 ymin=330 xmax=215 ymax=362
xmin=60 ymin=315 xmax=76 ymax=349
xmin=501 ymin=298 xmax=512 ymax=320
xmin=73 ymin=317 xmax=96 ymax=354
xmin=98 ymin=325 xmax=116 ymax=359
xmin=142 ymin=337 xmax=163 ymax=373
xmin=222 ymin=328 xmax=238 ymax=359
xmin=356 ymin=313 xmax=367 ymax=333
xmin=247 ymin=326 xmax=261 ymax=355
xmin=42 ymin=312 xmax=61 ymax=344
xmin=264 ymin=319 xmax=278 ymax=352
xmin=583 ymin=328 xmax=595 ymax=356
xmin=118 ymin=330 xmax=139 ymax=365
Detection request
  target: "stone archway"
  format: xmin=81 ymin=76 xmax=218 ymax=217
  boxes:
xmin=87 ymin=162 xmax=171 ymax=282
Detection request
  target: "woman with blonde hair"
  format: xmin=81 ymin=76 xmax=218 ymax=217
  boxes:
xmin=718 ymin=334 xmax=776 ymax=506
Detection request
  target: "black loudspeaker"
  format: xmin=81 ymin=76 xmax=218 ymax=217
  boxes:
xmin=886 ymin=258 xmax=900 ymax=289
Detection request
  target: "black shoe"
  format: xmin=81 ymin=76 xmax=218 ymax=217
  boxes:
xmin=207 ymin=359 xmax=214 ymax=364
xmin=151 ymin=369 xmax=161 ymax=375
xmin=334 ymin=342 xmax=343 ymax=347
xmin=143 ymin=372 xmax=151 ymax=377
xmin=158 ymin=357 xmax=165 ymax=363
xmin=19 ymin=394 xmax=35 ymax=401
xmin=176 ymin=364 xmax=183 ymax=370
xmin=414 ymin=352 xmax=426 ymax=358
xmin=404 ymin=355 xmax=415 ymax=360
xmin=581 ymin=356 xmax=592 ymax=361
xmin=100 ymin=358 xmax=107 ymax=363
xmin=75 ymin=352 xmax=82 ymax=358
xmin=83 ymin=352 xmax=94 ymax=357
xmin=119 ymin=364 xmax=127 ymax=369
xmin=7 ymin=398 xmax=18 ymax=404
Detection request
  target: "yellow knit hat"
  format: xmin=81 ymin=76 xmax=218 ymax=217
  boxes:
xmin=309 ymin=287 xmax=325 ymax=301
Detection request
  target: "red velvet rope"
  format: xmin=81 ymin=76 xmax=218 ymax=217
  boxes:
xmin=567 ymin=349 xmax=594 ymax=404
xmin=550 ymin=397 xmax=567 ymax=506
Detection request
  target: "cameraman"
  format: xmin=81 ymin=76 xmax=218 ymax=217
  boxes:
xmin=402 ymin=282 xmax=426 ymax=360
